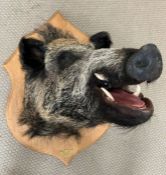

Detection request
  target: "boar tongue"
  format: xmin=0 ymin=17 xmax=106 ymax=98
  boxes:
xmin=111 ymin=89 xmax=145 ymax=108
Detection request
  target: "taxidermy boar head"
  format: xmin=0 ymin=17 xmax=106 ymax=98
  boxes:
xmin=18 ymin=24 xmax=163 ymax=138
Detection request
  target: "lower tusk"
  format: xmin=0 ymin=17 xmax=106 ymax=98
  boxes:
xmin=100 ymin=87 xmax=115 ymax=101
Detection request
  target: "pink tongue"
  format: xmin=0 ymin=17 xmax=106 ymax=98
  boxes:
xmin=111 ymin=89 xmax=145 ymax=108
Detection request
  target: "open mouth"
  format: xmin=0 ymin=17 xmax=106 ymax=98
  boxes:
xmin=101 ymin=85 xmax=152 ymax=110
xmin=94 ymin=73 xmax=154 ymax=126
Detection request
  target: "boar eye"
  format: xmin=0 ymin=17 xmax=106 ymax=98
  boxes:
xmin=57 ymin=51 xmax=80 ymax=70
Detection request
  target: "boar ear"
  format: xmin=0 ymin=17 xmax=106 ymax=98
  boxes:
xmin=90 ymin=32 xmax=112 ymax=49
xmin=19 ymin=37 xmax=45 ymax=73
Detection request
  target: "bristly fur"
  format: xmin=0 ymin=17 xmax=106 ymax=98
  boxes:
xmin=36 ymin=24 xmax=74 ymax=43
xmin=18 ymin=23 xmax=158 ymax=139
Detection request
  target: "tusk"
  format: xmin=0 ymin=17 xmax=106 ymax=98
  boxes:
xmin=133 ymin=85 xmax=141 ymax=96
xmin=100 ymin=87 xmax=115 ymax=101
xmin=94 ymin=73 xmax=107 ymax=81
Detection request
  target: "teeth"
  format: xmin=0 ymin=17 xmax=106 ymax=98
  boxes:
xmin=100 ymin=87 xmax=115 ymax=101
xmin=133 ymin=85 xmax=141 ymax=96
xmin=123 ymin=85 xmax=141 ymax=96
xmin=94 ymin=73 xmax=107 ymax=81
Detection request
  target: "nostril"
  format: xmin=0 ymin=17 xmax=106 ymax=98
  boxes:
xmin=135 ymin=59 xmax=150 ymax=69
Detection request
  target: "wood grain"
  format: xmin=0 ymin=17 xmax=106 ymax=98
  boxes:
xmin=3 ymin=12 xmax=110 ymax=165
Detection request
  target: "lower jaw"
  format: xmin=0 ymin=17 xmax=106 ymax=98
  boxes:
xmin=92 ymin=86 xmax=154 ymax=126
xmin=98 ymin=97 xmax=154 ymax=127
